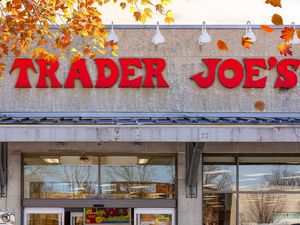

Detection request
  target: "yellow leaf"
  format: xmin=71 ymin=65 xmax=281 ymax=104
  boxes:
xmin=129 ymin=6 xmax=136 ymax=12
xmin=71 ymin=48 xmax=78 ymax=52
xmin=272 ymin=14 xmax=283 ymax=26
xmin=165 ymin=10 xmax=174 ymax=24
xmin=161 ymin=0 xmax=171 ymax=5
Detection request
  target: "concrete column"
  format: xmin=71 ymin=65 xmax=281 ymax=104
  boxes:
xmin=177 ymin=143 xmax=202 ymax=225
xmin=7 ymin=145 xmax=21 ymax=225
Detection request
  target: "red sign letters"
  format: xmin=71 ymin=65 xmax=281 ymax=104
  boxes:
xmin=10 ymin=58 xmax=169 ymax=88
xmin=191 ymin=57 xmax=300 ymax=89
xmin=10 ymin=57 xmax=300 ymax=89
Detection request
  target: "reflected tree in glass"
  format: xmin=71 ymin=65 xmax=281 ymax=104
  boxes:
xmin=240 ymin=194 xmax=284 ymax=225
xmin=264 ymin=166 xmax=300 ymax=191
xmin=61 ymin=165 xmax=97 ymax=198
xmin=203 ymin=165 xmax=235 ymax=192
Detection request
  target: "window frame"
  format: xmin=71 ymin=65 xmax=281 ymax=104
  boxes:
xmin=202 ymin=153 xmax=300 ymax=225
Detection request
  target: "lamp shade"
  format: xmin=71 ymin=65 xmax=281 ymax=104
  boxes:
xmin=152 ymin=22 xmax=165 ymax=45
xmin=106 ymin=22 xmax=119 ymax=43
xmin=245 ymin=21 xmax=256 ymax=42
xmin=199 ymin=21 xmax=211 ymax=45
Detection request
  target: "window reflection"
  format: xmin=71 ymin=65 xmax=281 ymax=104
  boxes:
xmin=239 ymin=194 xmax=300 ymax=225
xmin=203 ymin=193 xmax=236 ymax=225
xmin=24 ymin=156 xmax=98 ymax=199
xmin=100 ymin=156 xmax=175 ymax=199
xmin=203 ymin=165 xmax=236 ymax=192
xmin=240 ymin=164 xmax=300 ymax=192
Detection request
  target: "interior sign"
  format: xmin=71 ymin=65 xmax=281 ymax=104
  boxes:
xmin=10 ymin=57 xmax=300 ymax=89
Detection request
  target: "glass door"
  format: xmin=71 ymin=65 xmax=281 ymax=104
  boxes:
xmin=70 ymin=212 xmax=83 ymax=225
xmin=134 ymin=208 xmax=175 ymax=225
xmin=24 ymin=208 xmax=64 ymax=225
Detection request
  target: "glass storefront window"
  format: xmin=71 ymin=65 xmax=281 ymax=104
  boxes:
xmin=24 ymin=156 xmax=99 ymax=199
xmin=239 ymin=194 xmax=300 ymax=225
xmin=23 ymin=155 xmax=176 ymax=200
xmin=203 ymin=193 xmax=236 ymax=225
xmin=203 ymin=155 xmax=300 ymax=225
xmin=203 ymin=156 xmax=236 ymax=192
xmin=239 ymin=164 xmax=300 ymax=192
xmin=100 ymin=156 xmax=175 ymax=199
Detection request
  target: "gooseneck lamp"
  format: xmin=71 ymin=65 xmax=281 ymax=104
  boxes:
xmin=106 ymin=21 xmax=119 ymax=43
xmin=198 ymin=21 xmax=211 ymax=45
xmin=245 ymin=21 xmax=256 ymax=42
xmin=152 ymin=22 xmax=165 ymax=45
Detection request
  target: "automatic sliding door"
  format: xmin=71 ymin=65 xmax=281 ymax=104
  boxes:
xmin=24 ymin=208 xmax=64 ymax=225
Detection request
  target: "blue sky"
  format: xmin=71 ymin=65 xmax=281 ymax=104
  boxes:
xmin=101 ymin=0 xmax=300 ymax=25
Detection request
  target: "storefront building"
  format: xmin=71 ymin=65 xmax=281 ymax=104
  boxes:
xmin=1 ymin=25 xmax=300 ymax=225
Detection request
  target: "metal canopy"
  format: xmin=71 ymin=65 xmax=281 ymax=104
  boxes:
xmin=0 ymin=112 xmax=300 ymax=142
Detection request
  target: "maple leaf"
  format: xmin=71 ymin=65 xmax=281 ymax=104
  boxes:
xmin=265 ymin=0 xmax=282 ymax=7
xmin=134 ymin=11 xmax=142 ymax=21
xmin=165 ymin=10 xmax=174 ymax=24
xmin=241 ymin=36 xmax=254 ymax=49
xmin=217 ymin=40 xmax=229 ymax=51
xmin=272 ymin=14 xmax=283 ymax=26
xmin=120 ymin=2 xmax=126 ymax=9
xmin=156 ymin=4 xmax=164 ymax=13
xmin=280 ymin=27 xmax=295 ymax=42
xmin=297 ymin=30 xmax=300 ymax=39
xmin=277 ymin=42 xmax=293 ymax=56
xmin=260 ymin=25 xmax=274 ymax=33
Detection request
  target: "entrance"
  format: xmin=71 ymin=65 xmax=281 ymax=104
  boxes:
xmin=24 ymin=208 xmax=175 ymax=225
xmin=24 ymin=208 xmax=64 ymax=225
xmin=70 ymin=212 xmax=83 ymax=225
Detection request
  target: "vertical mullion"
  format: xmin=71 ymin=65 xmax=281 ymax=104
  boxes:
xmin=98 ymin=156 xmax=101 ymax=197
xmin=236 ymin=155 xmax=239 ymax=225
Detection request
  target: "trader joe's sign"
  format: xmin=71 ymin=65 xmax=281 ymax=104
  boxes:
xmin=10 ymin=57 xmax=300 ymax=89
xmin=85 ymin=208 xmax=130 ymax=224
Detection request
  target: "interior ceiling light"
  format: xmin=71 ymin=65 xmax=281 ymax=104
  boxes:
xmin=106 ymin=21 xmax=119 ymax=43
xmin=80 ymin=156 xmax=89 ymax=162
xmin=152 ymin=22 xmax=165 ymax=45
xmin=137 ymin=157 xmax=150 ymax=165
xmin=42 ymin=157 xmax=60 ymax=164
xmin=287 ymin=22 xmax=300 ymax=45
xmin=198 ymin=21 xmax=211 ymax=45
xmin=244 ymin=21 xmax=256 ymax=42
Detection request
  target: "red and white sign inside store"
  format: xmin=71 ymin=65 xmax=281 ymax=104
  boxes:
xmin=10 ymin=57 xmax=300 ymax=89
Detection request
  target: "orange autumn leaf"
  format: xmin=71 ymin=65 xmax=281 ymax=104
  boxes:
xmin=277 ymin=42 xmax=293 ymax=56
xmin=280 ymin=27 xmax=295 ymax=42
xmin=134 ymin=11 xmax=142 ymax=21
xmin=265 ymin=0 xmax=282 ymax=7
xmin=0 ymin=63 xmax=5 ymax=80
xmin=241 ymin=36 xmax=254 ymax=49
xmin=272 ymin=14 xmax=283 ymax=26
xmin=217 ymin=40 xmax=229 ymax=51
xmin=71 ymin=53 xmax=83 ymax=63
xmin=120 ymin=2 xmax=126 ymax=9
xmin=260 ymin=25 xmax=274 ymax=33
xmin=297 ymin=30 xmax=300 ymax=39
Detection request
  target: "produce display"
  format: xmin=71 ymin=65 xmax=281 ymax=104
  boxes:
xmin=84 ymin=208 xmax=130 ymax=224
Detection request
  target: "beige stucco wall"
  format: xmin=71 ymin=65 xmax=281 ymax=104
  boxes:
xmin=1 ymin=28 xmax=300 ymax=112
